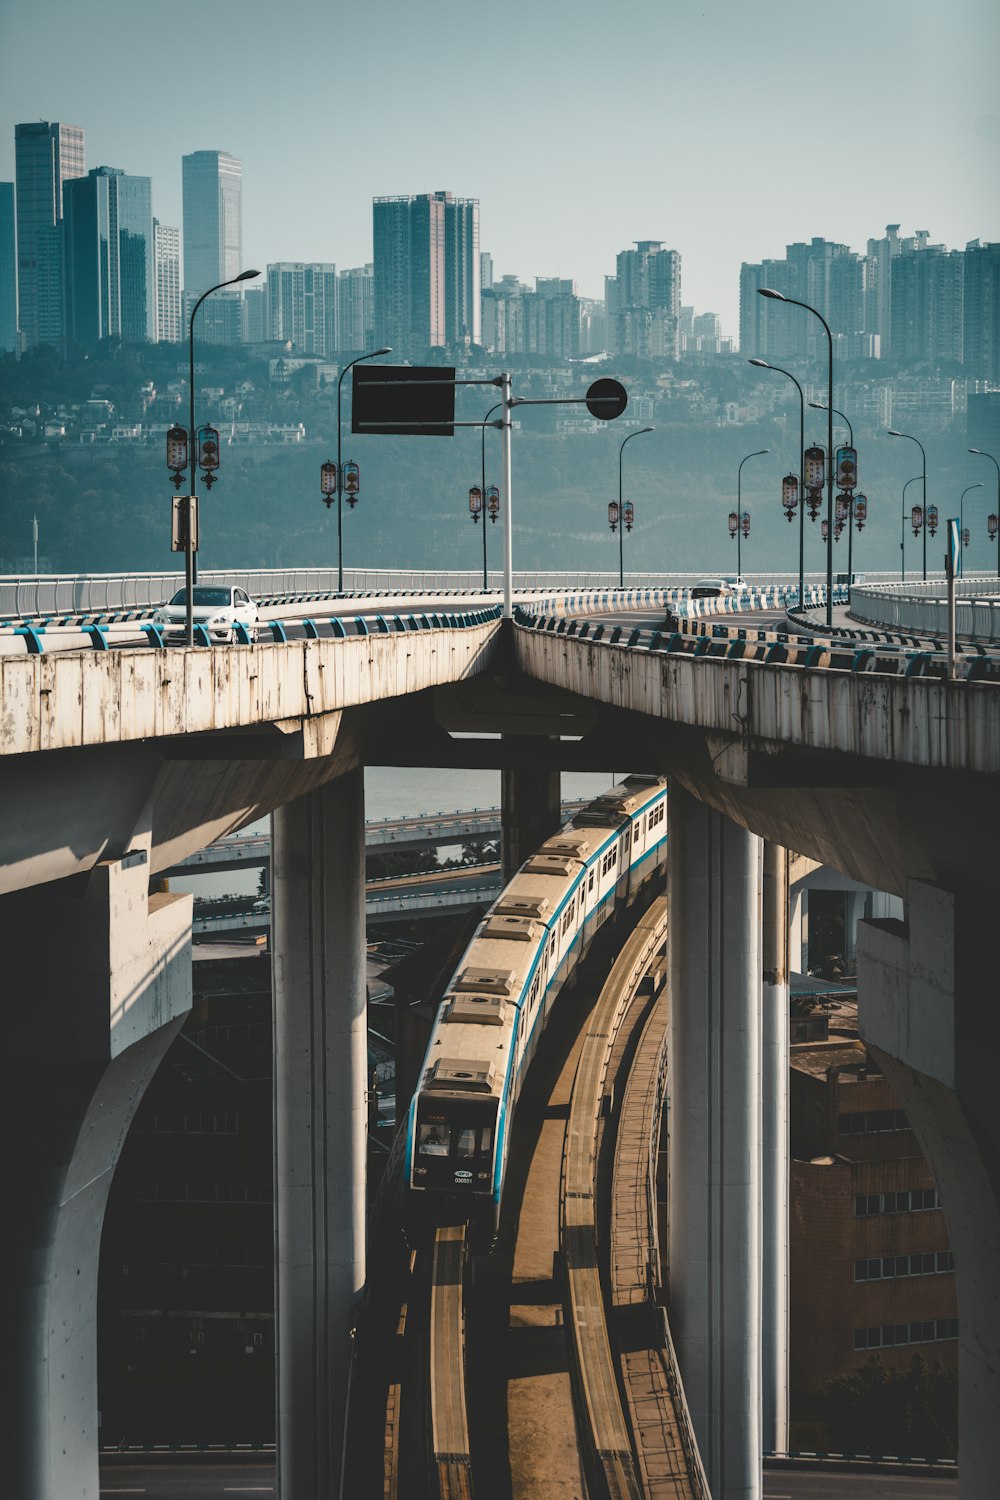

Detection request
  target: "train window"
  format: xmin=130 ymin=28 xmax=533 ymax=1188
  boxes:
xmin=455 ymin=1128 xmax=476 ymax=1158
xmin=479 ymin=1126 xmax=493 ymax=1154
xmin=588 ymin=869 xmax=595 ymax=892
xmin=418 ymin=1125 xmax=449 ymax=1156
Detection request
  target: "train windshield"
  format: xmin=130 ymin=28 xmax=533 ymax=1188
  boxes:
xmin=418 ymin=1125 xmax=449 ymax=1156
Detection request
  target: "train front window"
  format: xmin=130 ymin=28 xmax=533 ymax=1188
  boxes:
xmin=418 ymin=1124 xmax=449 ymax=1156
xmin=455 ymin=1128 xmax=477 ymax=1158
xmin=479 ymin=1126 xmax=493 ymax=1155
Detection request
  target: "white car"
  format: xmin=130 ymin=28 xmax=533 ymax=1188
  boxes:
xmin=690 ymin=577 xmax=733 ymax=599
xmin=153 ymin=585 xmax=260 ymax=643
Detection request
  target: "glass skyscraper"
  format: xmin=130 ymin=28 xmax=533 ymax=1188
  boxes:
xmin=14 ymin=121 xmax=85 ymax=350
xmin=182 ymin=150 xmax=243 ymax=301
xmin=63 ymin=167 xmax=154 ymax=347
xmin=0 ymin=183 xmax=17 ymax=354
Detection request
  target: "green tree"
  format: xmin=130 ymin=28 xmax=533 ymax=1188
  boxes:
xmin=823 ymin=1355 xmax=957 ymax=1458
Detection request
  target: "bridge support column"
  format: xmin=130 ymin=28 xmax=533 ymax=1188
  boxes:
xmin=761 ymin=843 xmax=789 ymax=1455
xmin=2 ymin=848 xmax=191 ymax=1500
xmin=667 ymin=785 xmax=762 ymax=1500
xmin=501 ymin=744 xmax=561 ymax=881
xmin=859 ymin=882 xmax=1000 ymax=1498
xmin=272 ymin=768 xmax=367 ymax=1499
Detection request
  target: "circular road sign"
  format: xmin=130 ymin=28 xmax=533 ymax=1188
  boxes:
xmin=585 ymin=378 xmax=628 ymax=421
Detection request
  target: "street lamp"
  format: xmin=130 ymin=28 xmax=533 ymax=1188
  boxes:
xmin=901 ymin=475 xmax=921 ymax=583
xmin=473 ymin=402 xmax=503 ymax=589
xmin=735 ymin=448 xmax=768 ymax=581
xmin=959 ymin=483 xmax=983 ymax=579
xmin=614 ymin=427 xmax=653 ymax=587
xmin=759 ymin=289 xmax=835 ymax=624
xmin=749 ymin=359 xmax=806 ymax=608
xmin=326 ymin=348 xmax=392 ymax=592
xmin=969 ymin=449 xmax=1000 ymax=579
xmin=188 ymin=269 xmax=259 ymax=592
xmin=888 ymin=429 xmax=928 ymax=581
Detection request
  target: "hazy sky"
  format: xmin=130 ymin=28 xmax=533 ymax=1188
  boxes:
xmin=2 ymin=0 xmax=998 ymax=337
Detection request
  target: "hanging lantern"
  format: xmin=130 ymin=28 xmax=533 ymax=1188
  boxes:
xmin=469 ymin=485 xmax=483 ymax=522
xmin=804 ymin=446 xmax=826 ymax=490
xmin=608 ymin=500 xmax=620 ymax=532
xmin=835 ymin=446 xmax=858 ymax=490
xmin=807 ymin=492 xmax=822 ymax=522
xmin=741 ymin=510 xmax=751 ymax=539
xmin=927 ymin=504 xmax=939 ymax=537
xmin=728 ymin=510 xmax=739 ymax=538
xmin=197 ymin=425 xmax=220 ymax=488
xmin=834 ymin=518 xmax=845 ymax=542
xmin=911 ymin=504 xmax=924 ymax=536
xmin=836 ymin=494 xmax=849 ymax=524
xmin=320 ymin=460 xmax=337 ymax=507
xmin=854 ymin=495 xmax=868 ymax=530
xmin=989 ymin=513 xmax=998 ymax=541
xmin=623 ymin=500 xmax=635 ymax=532
xmin=782 ymin=474 xmax=799 ymax=522
xmin=167 ymin=425 xmax=189 ymax=489
xmin=821 ymin=518 xmax=830 ymax=543
xmin=962 ymin=526 xmax=970 ymax=549
xmin=486 ymin=485 xmax=500 ymax=523
xmin=343 ymin=460 xmax=360 ymax=507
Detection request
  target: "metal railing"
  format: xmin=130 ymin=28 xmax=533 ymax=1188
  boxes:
xmin=850 ymin=577 xmax=1000 ymax=642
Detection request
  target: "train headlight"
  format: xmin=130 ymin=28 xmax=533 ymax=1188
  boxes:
xmin=415 ymin=1167 xmax=428 ymax=1176
xmin=477 ymin=1171 xmax=489 ymax=1180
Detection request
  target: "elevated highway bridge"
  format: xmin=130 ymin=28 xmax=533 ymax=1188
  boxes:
xmin=1 ymin=568 xmax=998 ymax=1500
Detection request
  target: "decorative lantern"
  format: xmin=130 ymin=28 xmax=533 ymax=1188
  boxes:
xmin=197 ymin=425 xmax=220 ymax=488
xmin=854 ymin=495 xmax=868 ymax=530
xmin=782 ymin=474 xmax=799 ymax=523
xmin=962 ymin=527 xmax=970 ymax=549
xmin=835 ymin=446 xmax=858 ymax=490
xmin=728 ymin=510 xmax=739 ymax=539
xmin=167 ymin=425 xmax=189 ymax=489
xmin=343 ymin=460 xmax=360 ymax=507
xmin=911 ymin=504 xmax=924 ymax=536
xmin=623 ymin=501 xmax=634 ymax=532
xmin=807 ymin=491 xmax=823 ymax=522
xmin=741 ymin=510 xmax=751 ymax=539
xmin=320 ymin=460 xmax=337 ymax=507
xmin=804 ymin=446 xmax=826 ymax=490
xmin=834 ymin=518 xmax=845 ymax=542
xmin=608 ymin=500 xmax=620 ymax=532
xmin=821 ymin=518 xmax=830 ymax=543
xmin=836 ymin=494 xmax=849 ymax=525
xmin=989 ymin=513 xmax=998 ymax=542
xmin=469 ymin=485 xmax=483 ymax=522
xmin=927 ymin=504 xmax=939 ymax=537
xmin=486 ymin=485 xmax=500 ymax=523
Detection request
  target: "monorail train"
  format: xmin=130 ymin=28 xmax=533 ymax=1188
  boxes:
xmin=403 ymin=774 xmax=669 ymax=1248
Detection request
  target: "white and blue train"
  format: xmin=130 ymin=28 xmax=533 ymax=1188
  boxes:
xmin=403 ymin=775 xmax=668 ymax=1247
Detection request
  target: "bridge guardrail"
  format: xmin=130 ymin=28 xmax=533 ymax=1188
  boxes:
xmin=850 ymin=577 xmax=1000 ymax=643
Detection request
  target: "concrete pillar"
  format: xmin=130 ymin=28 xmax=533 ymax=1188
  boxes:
xmin=761 ymin=843 xmax=789 ymax=1456
xmin=859 ymin=882 xmax=1000 ymax=1499
xmin=272 ymin=769 xmax=368 ymax=1499
xmin=789 ymin=884 xmax=808 ymax=974
xmin=2 ymin=849 xmax=191 ymax=1500
xmin=844 ymin=888 xmax=867 ymax=967
xmin=667 ymin=785 xmax=763 ymax=1499
xmin=501 ymin=742 xmax=561 ymax=882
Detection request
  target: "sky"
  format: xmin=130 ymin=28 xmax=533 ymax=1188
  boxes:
xmin=2 ymin=0 xmax=998 ymax=338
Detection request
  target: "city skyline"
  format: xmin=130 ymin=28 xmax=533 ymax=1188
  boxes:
xmin=1 ymin=0 xmax=996 ymax=338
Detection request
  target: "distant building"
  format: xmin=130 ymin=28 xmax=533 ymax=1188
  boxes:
xmin=266 ymin=263 xmax=338 ymax=356
xmin=889 ymin=243 xmax=964 ymax=366
xmin=154 ymin=220 xmax=181 ymax=343
xmin=963 ymin=241 xmax=1000 ymax=384
xmin=609 ymin=241 xmax=680 ymax=358
xmin=337 ymin=263 xmax=374 ymax=353
xmin=182 ymin=150 xmax=243 ymax=301
xmin=741 ymin=239 xmax=863 ymax=361
xmin=63 ymin=167 xmax=154 ymax=347
xmin=480 ymin=250 xmax=493 ymax=292
xmin=373 ymin=191 xmax=480 ymax=356
xmin=0 ymin=182 xmax=16 ymax=353
xmin=185 ymin=287 xmax=243 ymax=347
xmin=14 ymin=120 xmax=86 ymax=351
xmin=241 ymin=284 xmax=268 ymax=344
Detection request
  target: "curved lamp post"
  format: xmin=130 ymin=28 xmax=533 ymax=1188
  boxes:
xmin=959 ymin=483 xmax=983 ymax=578
xmin=476 ymin=402 xmax=503 ymax=589
xmin=901 ymin=475 xmax=921 ymax=583
xmin=888 ymin=429 xmax=928 ymax=581
xmin=750 ymin=359 xmax=805 ymax=607
xmin=759 ymin=289 xmax=835 ymax=624
xmin=812 ymin=401 xmax=860 ymax=583
xmin=333 ymin=348 xmax=392 ymax=591
xmin=616 ymin=427 xmax=653 ymax=587
xmin=736 ymin=448 xmax=768 ymax=580
xmin=188 ymin=269 xmax=259 ymax=589
xmin=969 ymin=449 xmax=1000 ymax=578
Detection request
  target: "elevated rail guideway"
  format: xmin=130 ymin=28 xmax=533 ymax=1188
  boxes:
xmin=2 ymin=580 xmax=998 ymax=1499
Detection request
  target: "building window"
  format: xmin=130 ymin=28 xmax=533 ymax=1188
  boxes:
xmin=839 ymin=1108 xmax=910 ymax=1135
xmin=854 ymin=1187 xmax=941 ymax=1217
xmin=853 ymin=1317 xmax=959 ymax=1352
xmin=854 ymin=1250 xmax=955 ymax=1281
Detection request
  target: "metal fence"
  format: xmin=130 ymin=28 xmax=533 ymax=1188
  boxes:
xmin=851 ymin=576 xmax=1000 ymax=642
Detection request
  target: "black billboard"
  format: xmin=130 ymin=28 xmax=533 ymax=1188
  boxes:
xmin=351 ymin=364 xmax=456 ymax=437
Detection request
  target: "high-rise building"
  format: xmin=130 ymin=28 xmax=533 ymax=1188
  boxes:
xmin=242 ymin=283 xmax=268 ymax=344
xmin=962 ymin=241 xmax=1000 ymax=385
xmin=480 ymin=251 xmax=493 ymax=292
xmin=337 ymin=264 xmax=373 ymax=353
xmin=373 ymin=192 xmax=480 ymax=356
xmin=741 ymin=240 xmax=863 ymax=359
xmin=609 ymin=241 xmax=680 ymax=357
xmin=63 ymin=167 xmax=154 ymax=347
xmin=266 ymin=263 xmax=338 ymax=355
xmin=0 ymin=183 xmax=17 ymax=353
xmin=889 ymin=244 xmax=964 ymax=366
xmin=14 ymin=121 xmax=85 ymax=350
xmin=182 ymin=150 xmax=243 ymax=301
xmin=154 ymin=220 xmax=181 ymax=343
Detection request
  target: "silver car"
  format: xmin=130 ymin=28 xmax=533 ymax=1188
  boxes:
xmin=153 ymin=585 xmax=260 ymax=643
